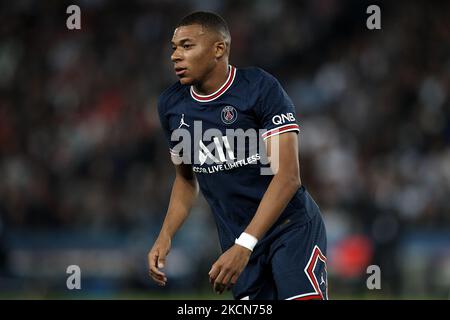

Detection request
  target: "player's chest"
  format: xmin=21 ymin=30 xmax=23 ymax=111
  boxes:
xmin=166 ymin=100 xmax=258 ymax=134
xmin=168 ymin=99 xmax=264 ymax=168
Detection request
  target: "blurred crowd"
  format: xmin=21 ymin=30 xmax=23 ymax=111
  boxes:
xmin=0 ymin=0 xmax=449 ymax=297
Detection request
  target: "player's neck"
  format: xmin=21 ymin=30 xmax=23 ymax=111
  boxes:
xmin=193 ymin=63 xmax=229 ymax=96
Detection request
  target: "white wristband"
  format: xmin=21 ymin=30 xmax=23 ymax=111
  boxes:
xmin=235 ymin=232 xmax=258 ymax=252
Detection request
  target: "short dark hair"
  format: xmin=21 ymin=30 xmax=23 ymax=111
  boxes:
xmin=177 ymin=11 xmax=231 ymax=45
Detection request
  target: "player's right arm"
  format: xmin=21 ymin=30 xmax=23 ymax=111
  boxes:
xmin=148 ymin=162 xmax=199 ymax=286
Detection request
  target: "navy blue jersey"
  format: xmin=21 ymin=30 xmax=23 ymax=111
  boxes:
xmin=158 ymin=66 xmax=317 ymax=256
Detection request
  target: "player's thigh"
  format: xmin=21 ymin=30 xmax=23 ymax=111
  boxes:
xmin=271 ymin=213 xmax=328 ymax=300
xmin=232 ymin=252 xmax=276 ymax=300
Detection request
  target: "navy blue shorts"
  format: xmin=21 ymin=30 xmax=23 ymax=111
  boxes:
xmin=232 ymin=205 xmax=328 ymax=300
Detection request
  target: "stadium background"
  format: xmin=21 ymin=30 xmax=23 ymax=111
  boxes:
xmin=0 ymin=0 xmax=449 ymax=299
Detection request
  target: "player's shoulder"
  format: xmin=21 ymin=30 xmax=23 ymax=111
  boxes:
xmin=238 ymin=66 xmax=279 ymax=84
xmin=237 ymin=66 xmax=283 ymax=101
xmin=157 ymin=81 xmax=186 ymax=113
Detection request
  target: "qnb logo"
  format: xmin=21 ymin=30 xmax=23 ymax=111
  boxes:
xmin=272 ymin=113 xmax=295 ymax=125
xmin=198 ymin=136 xmax=235 ymax=165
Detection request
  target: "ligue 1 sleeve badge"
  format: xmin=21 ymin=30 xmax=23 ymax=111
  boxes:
xmin=221 ymin=105 xmax=238 ymax=124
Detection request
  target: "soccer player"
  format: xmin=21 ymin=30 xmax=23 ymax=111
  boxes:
xmin=148 ymin=11 xmax=328 ymax=300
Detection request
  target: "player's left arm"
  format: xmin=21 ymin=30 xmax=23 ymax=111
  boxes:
xmin=243 ymin=131 xmax=300 ymax=239
xmin=209 ymin=131 xmax=300 ymax=294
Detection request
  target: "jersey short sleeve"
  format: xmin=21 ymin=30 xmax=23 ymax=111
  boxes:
xmin=157 ymin=94 xmax=180 ymax=160
xmin=254 ymin=72 xmax=300 ymax=140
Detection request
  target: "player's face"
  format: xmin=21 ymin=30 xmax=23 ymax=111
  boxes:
xmin=171 ymin=24 xmax=217 ymax=85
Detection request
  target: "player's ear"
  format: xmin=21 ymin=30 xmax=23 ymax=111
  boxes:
xmin=214 ymin=41 xmax=226 ymax=59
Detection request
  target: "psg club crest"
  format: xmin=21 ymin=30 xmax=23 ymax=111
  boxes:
xmin=221 ymin=105 xmax=237 ymax=125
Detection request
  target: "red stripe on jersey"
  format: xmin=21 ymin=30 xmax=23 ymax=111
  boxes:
xmin=262 ymin=124 xmax=299 ymax=139
xmin=286 ymin=246 xmax=327 ymax=301
xmin=306 ymin=248 xmax=326 ymax=299
xmin=191 ymin=66 xmax=236 ymax=102
xmin=294 ymin=294 xmax=323 ymax=300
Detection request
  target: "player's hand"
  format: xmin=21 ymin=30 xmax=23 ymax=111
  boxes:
xmin=148 ymin=233 xmax=171 ymax=286
xmin=208 ymin=244 xmax=251 ymax=294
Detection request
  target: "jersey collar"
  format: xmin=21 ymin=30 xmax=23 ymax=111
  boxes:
xmin=190 ymin=65 xmax=236 ymax=103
